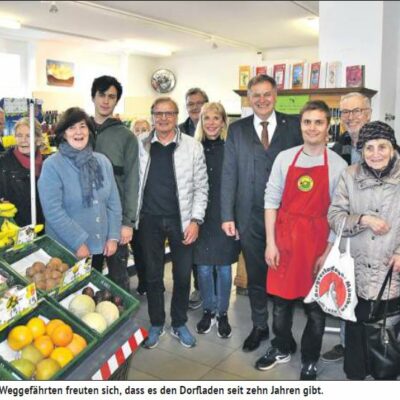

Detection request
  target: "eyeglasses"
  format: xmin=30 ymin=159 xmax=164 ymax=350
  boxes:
xmin=186 ymin=101 xmax=205 ymax=109
xmin=340 ymin=108 xmax=370 ymax=118
xmin=152 ymin=111 xmax=178 ymax=119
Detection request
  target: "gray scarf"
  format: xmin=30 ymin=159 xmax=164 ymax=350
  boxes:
xmin=59 ymin=142 xmax=104 ymax=207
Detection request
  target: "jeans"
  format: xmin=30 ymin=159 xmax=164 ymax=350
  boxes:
xmin=91 ymin=243 xmax=130 ymax=291
xmin=131 ymin=229 xmax=147 ymax=291
xmin=197 ymin=265 xmax=232 ymax=314
xmin=271 ymin=296 xmax=326 ymax=363
xmin=139 ymin=214 xmax=193 ymax=328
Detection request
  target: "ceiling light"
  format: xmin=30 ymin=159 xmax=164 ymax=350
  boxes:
xmin=305 ymin=17 xmax=319 ymax=32
xmin=0 ymin=17 xmax=21 ymax=29
xmin=49 ymin=1 xmax=59 ymax=13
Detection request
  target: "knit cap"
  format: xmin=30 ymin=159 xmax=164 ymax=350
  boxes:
xmin=357 ymin=121 xmax=396 ymax=150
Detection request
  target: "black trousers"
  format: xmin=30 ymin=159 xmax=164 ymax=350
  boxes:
xmin=344 ymin=296 xmax=400 ymax=380
xmin=271 ymin=296 xmax=326 ymax=363
xmin=139 ymin=214 xmax=193 ymax=328
xmin=239 ymin=208 xmax=269 ymax=328
xmin=131 ymin=229 xmax=147 ymax=291
xmin=91 ymin=243 xmax=129 ymax=291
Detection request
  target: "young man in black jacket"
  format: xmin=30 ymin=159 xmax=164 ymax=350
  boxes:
xmin=90 ymin=75 xmax=139 ymax=291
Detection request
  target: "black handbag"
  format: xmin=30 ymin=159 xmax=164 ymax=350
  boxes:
xmin=364 ymin=266 xmax=400 ymax=380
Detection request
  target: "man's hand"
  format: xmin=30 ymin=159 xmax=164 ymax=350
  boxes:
xmin=389 ymin=254 xmax=400 ymax=272
xmin=76 ymin=243 xmax=90 ymax=259
xmin=103 ymin=239 xmax=118 ymax=257
xmin=265 ymin=243 xmax=280 ymax=270
xmin=361 ymin=215 xmax=390 ymax=235
xmin=182 ymin=222 xmax=199 ymax=245
xmin=222 ymin=221 xmax=237 ymax=237
xmin=120 ymin=225 xmax=133 ymax=245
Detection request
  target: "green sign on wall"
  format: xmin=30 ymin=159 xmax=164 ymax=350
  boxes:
xmin=275 ymin=95 xmax=310 ymax=115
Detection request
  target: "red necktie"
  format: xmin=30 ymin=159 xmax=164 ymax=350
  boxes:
xmin=260 ymin=121 xmax=269 ymax=150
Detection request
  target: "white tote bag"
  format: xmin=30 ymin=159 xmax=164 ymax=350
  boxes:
xmin=304 ymin=220 xmax=358 ymax=322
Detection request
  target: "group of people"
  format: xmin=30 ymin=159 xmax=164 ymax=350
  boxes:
xmin=0 ymin=73 xmax=399 ymax=381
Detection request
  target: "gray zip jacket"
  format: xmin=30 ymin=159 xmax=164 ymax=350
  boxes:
xmin=136 ymin=128 xmax=208 ymax=231
xmin=328 ymin=157 xmax=400 ymax=300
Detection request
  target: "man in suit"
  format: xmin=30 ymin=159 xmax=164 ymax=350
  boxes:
xmin=221 ymin=74 xmax=302 ymax=352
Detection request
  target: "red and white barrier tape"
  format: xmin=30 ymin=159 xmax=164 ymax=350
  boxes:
xmin=92 ymin=327 xmax=147 ymax=380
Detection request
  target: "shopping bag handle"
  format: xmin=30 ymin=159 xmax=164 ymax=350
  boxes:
xmin=370 ymin=266 xmax=393 ymax=322
xmin=333 ymin=218 xmax=350 ymax=255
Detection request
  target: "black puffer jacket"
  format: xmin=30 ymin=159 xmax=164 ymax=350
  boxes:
xmin=194 ymin=138 xmax=240 ymax=265
xmin=0 ymin=149 xmax=44 ymax=226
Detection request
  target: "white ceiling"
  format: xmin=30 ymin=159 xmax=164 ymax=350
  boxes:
xmin=0 ymin=1 xmax=319 ymax=56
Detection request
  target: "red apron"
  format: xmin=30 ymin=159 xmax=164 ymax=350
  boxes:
xmin=267 ymin=147 xmax=330 ymax=299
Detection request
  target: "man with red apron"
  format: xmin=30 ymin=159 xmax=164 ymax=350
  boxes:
xmin=255 ymin=100 xmax=347 ymax=380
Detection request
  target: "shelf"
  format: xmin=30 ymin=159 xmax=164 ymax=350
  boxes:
xmin=234 ymin=87 xmax=378 ymax=98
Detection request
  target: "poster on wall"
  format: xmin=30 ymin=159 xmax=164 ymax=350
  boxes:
xmin=46 ymin=59 xmax=75 ymax=87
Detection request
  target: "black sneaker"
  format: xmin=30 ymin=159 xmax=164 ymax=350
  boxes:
xmin=196 ymin=310 xmax=216 ymax=334
xmin=300 ymin=362 xmax=318 ymax=380
xmin=217 ymin=313 xmax=232 ymax=338
xmin=321 ymin=344 xmax=344 ymax=362
xmin=255 ymin=347 xmax=291 ymax=371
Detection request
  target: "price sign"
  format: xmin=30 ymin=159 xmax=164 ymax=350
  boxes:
xmin=58 ymin=257 xmax=92 ymax=294
xmin=0 ymin=283 xmax=38 ymax=330
xmin=15 ymin=225 xmax=36 ymax=246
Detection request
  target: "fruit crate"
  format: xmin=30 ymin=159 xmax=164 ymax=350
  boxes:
xmin=52 ymin=269 xmax=140 ymax=339
xmin=0 ymin=261 xmax=32 ymax=296
xmin=0 ymin=360 xmax=21 ymax=380
xmin=0 ymin=235 xmax=78 ymax=297
xmin=0 ymin=298 xmax=97 ymax=381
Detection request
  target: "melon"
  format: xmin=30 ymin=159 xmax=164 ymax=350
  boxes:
xmin=68 ymin=294 xmax=95 ymax=318
xmin=95 ymin=301 xmax=120 ymax=327
xmin=81 ymin=312 xmax=107 ymax=333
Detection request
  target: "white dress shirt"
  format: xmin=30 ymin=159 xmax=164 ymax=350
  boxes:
xmin=253 ymin=111 xmax=277 ymax=144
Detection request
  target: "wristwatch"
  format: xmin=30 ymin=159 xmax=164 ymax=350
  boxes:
xmin=190 ymin=218 xmax=202 ymax=225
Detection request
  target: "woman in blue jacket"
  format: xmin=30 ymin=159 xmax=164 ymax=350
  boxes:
xmin=38 ymin=108 xmax=122 ymax=270
xmin=194 ymin=102 xmax=240 ymax=338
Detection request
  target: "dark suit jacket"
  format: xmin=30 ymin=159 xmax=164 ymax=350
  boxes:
xmin=178 ymin=117 xmax=195 ymax=137
xmin=221 ymin=111 xmax=302 ymax=233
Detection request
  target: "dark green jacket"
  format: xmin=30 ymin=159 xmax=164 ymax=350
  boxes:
xmin=93 ymin=118 xmax=139 ymax=227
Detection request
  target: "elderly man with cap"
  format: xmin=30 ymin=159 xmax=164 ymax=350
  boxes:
xmin=328 ymin=121 xmax=400 ymax=380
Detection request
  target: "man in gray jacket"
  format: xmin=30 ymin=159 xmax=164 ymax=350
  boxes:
xmin=137 ymin=97 xmax=208 ymax=349
xmin=91 ymin=75 xmax=139 ymax=291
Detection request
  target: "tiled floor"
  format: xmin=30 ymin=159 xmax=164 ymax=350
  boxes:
xmin=127 ymin=262 xmax=347 ymax=381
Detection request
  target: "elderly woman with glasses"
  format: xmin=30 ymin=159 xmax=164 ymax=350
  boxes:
xmin=38 ymin=107 xmax=121 ymax=266
xmin=0 ymin=117 xmax=44 ymax=226
xmin=328 ymin=121 xmax=400 ymax=380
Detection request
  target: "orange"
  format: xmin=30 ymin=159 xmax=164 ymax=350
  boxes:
xmin=50 ymin=324 xmax=73 ymax=347
xmin=26 ymin=317 xmax=46 ymax=339
xmin=50 ymin=347 xmax=74 ymax=368
xmin=46 ymin=319 xmax=65 ymax=336
xmin=7 ymin=325 xmax=33 ymax=351
xmin=66 ymin=333 xmax=87 ymax=356
xmin=34 ymin=335 xmax=54 ymax=357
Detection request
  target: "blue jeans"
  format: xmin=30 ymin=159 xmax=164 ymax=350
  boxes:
xmin=197 ymin=264 xmax=232 ymax=314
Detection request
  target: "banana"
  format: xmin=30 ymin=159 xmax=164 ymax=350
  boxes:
xmin=0 ymin=208 xmax=18 ymax=218
xmin=34 ymin=224 xmax=44 ymax=234
xmin=0 ymin=202 xmax=16 ymax=211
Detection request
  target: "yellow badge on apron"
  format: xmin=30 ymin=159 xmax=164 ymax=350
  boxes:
xmin=297 ymin=175 xmax=314 ymax=192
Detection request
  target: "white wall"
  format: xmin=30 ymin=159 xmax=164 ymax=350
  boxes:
xmin=319 ymin=1 xmax=384 ymax=119
xmin=155 ymin=46 xmax=318 ymax=122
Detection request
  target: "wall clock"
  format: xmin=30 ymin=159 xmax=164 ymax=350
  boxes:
xmin=151 ymin=69 xmax=176 ymax=93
